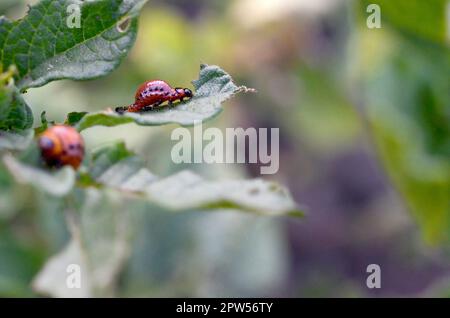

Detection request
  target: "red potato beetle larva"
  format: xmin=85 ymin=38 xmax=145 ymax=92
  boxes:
xmin=38 ymin=125 xmax=85 ymax=169
xmin=115 ymin=80 xmax=193 ymax=113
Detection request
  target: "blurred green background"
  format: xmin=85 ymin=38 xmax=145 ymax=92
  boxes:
xmin=0 ymin=0 xmax=449 ymax=297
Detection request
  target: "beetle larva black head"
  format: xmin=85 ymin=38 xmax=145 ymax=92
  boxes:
xmin=184 ymin=88 xmax=193 ymax=98
xmin=115 ymin=106 xmax=126 ymax=114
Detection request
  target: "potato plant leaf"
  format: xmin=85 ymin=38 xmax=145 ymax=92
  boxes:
xmin=64 ymin=111 xmax=88 ymax=126
xmin=74 ymin=64 xmax=255 ymax=131
xmin=359 ymin=0 xmax=448 ymax=46
xmin=0 ymin=129 xmax=33 ymax=152
xmin=88 ymin=142 xmax=303 ymax=216
xmin=0 ymin=0 xmax=148 ymax=90
xmin=357 ymin=7 xmax=450 ymax=244
xmin=32 ymin=237 xmax=92 ymax=297
xmin=0 ymin=80 xmax=33 ymax=131
xmin=33 ymin=187 xmax=136 ymax=297
xmin=2 ymin=153 xmax=75 ymax=196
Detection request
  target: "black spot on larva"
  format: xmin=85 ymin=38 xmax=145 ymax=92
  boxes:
xmin=159 ymin=87 xmax=164 ymax=91
xmin=115 ymin=106 xmax=126 ymax=113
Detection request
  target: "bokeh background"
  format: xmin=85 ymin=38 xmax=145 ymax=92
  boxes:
xmin=0 ymin=0 xmax=449 ymax=297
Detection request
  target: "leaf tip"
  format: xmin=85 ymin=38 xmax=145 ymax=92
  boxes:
xmin=237 ymin=85 xmax=257 ymax=94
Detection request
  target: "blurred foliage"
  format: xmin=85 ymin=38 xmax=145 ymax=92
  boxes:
xmin=358 ymin=0 xmax=450 ymax=244
xmin=0 ymin=68 xmax=33 ymax=131
xmin=361 ymin=0 xmax=448 ymax=45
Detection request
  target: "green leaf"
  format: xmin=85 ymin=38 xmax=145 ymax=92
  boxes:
xmin=0 ymin=231 xmax=44 ymax=297
xmin=0 ymin=0 xmax=148 ymax=90
xmin=33 ymin=188 xmax=133 ymax=297
xmin=142 ymin=170 xmax=302 ymax=216
xmin=75 ymin=111 xmax=134 ymax=131
xmin=2 ymin=153 xmax=76 ymax=196
xmin=34 ymin=111 xmax=56 ymax=134
xmin=64 ymin=111 xmax=88 ymax=126
xmin=0 ymin=129 xmax=33 ymax=151
xmin=32 ymin=237 xmax=91 ymax=297
xmin=360 ymin=0 xmax=448 ymax=45
xmin=74 ymin=64 xmax=254 ymax=131
xmin=5 ymin=137 xmax=299 ymax=217
xmin=89 ymin=141 xmax=136 ymax=179
xmin=87 ymin=142 xmax=303 ymax=216
xmin=0 ymin=80 xmax=33 ymax=131
xmin=362 ymin=41 xmax=450 ymax=244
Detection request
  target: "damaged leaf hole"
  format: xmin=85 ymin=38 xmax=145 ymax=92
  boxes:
xmin=117 ymin=16 xmax=131 ymax=33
